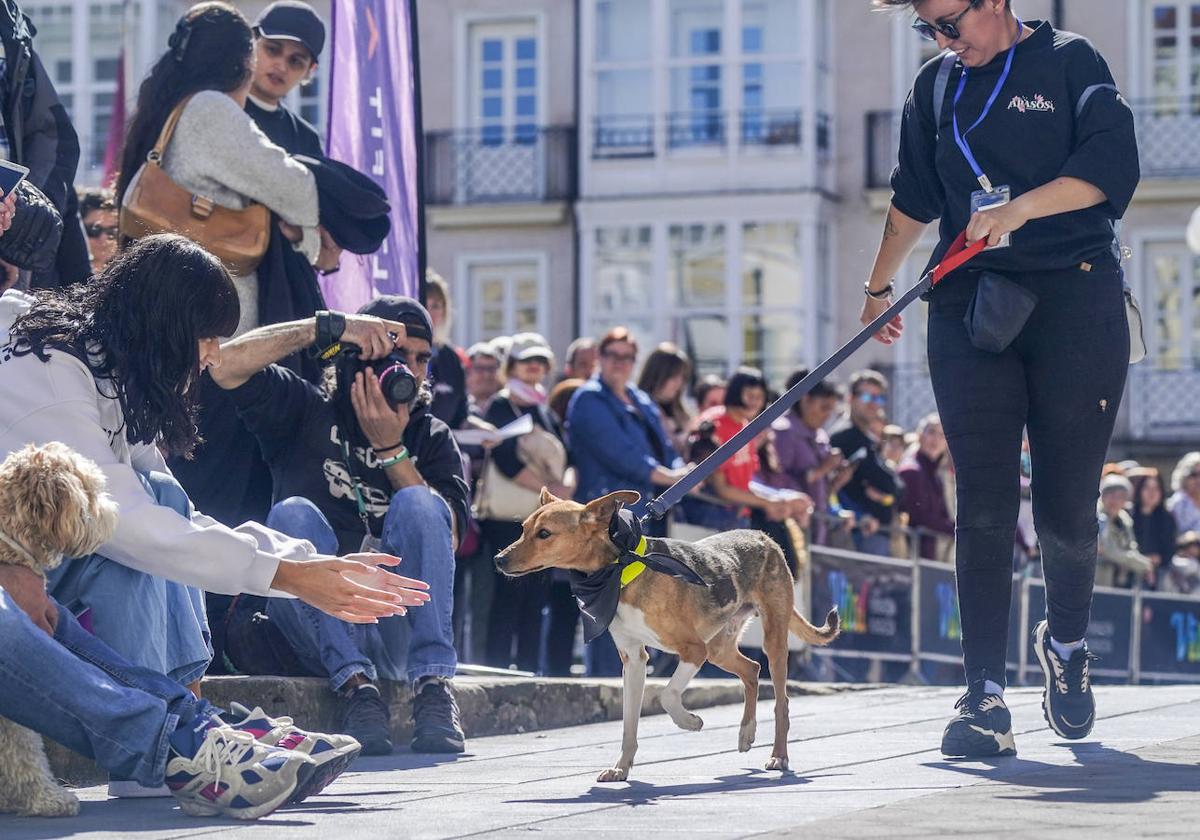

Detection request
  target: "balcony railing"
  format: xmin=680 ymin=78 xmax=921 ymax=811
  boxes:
xmin=866 ymin=99 xmax=1200 ymax=190
xmin=423 ymin=126 xmax=577 ymax=206
xmin=593 ymin=109 xmax=829 ymax=158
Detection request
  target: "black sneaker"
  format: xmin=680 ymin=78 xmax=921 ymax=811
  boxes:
xmin=411 ymin=679 xmax=465 ymax=754
xmin=1033 ymin=620 xmax=1097 ymax=740
xmin=341 ymin=684 xmax=393 ymax=756
xmin=940 ymin=685 xmax=1017 ymax=758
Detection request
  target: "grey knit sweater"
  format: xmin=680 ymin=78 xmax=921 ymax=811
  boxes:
xmin=158 ymin=90 xmax=320 ymax=336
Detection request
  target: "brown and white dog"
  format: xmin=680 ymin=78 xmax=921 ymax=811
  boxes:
xmin=496 ymin=489 xmax=839 ymax=782
xmin=0 ymin=442 xmax=120 ymax=817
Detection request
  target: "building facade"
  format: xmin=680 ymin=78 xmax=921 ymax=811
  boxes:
xmin=23 ymin=0 xmax=1200 ymax=449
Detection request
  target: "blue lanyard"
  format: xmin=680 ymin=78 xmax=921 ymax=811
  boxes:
xmin=951 ymin=17 xmax=1023 ymax=192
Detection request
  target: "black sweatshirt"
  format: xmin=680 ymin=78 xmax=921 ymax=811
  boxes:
xmin=246 ymin=98 xmax=324 ymax=158
xmin=231 ymin=365 xmax=470 ymax=555
xmin=892 ymin=21 xmax=1139 ymax=275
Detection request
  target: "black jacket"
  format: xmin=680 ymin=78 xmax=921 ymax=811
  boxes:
xmin=829 ymin=422 xmax=902 ymax=525
xmin=231 ymin=364 xmax=470 ymax=554
xmin=295 ymin=154 xmax=391 ymax=255
xmin=0 ymin=2 xmax=87 ymax=286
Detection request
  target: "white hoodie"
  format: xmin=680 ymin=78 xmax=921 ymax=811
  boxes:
xmin=0 ymin=290 xmax=313 ymax=596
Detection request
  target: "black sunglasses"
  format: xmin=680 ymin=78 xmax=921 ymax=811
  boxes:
xmin=911 ymin=0 xmax=981 ymax=42
xmin=85 ymin=223 xmax=119 ymax=239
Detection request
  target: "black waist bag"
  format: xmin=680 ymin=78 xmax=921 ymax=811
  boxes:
xmin=964 ymin=271 xmax=1038 ymax=353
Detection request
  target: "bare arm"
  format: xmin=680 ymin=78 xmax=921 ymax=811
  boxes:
xmin=211 ymin=315 xmax=407 ymax=391
xmin=868 ymin=204 xmax=931 ymax=294
xmin=860 ymin=205 xmax=931 ymax=345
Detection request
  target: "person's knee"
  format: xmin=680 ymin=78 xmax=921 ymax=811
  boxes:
xmin=386 ymin=486 xmax=453 ymax=532
xmin=143 ymin=471 xmax=190 ymax=518
xmin=267 ymin=497 xmax=339 ymax=555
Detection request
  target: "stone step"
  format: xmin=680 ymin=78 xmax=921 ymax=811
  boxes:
xmin=44 ymin=676 xmax=861 ymax=786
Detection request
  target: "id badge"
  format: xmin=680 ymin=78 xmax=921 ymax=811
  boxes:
xmin=359 ymin=534 xmax=383 ymax=553
xmin=971 ymin=185 xmax=1012 ymax=251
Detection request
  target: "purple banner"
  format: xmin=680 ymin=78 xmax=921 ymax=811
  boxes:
xmin=324 ymin=0 xmax=422 ymax=309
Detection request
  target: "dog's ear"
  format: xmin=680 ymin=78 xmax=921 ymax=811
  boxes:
xmin=582 ymin=490 xmax=641 ymax=526
xmin=539 ymin=486 xmax=560 ymax=507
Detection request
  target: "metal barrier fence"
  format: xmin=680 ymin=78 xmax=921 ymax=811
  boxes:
xmin=802 ymin=545 xmax=1200 ymax=685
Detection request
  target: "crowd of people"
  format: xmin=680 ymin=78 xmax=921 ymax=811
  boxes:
xmin=0 ymin=0 xmax=1196 ymax=822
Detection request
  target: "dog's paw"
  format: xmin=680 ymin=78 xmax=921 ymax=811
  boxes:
xmin=672 ymin=712 xmax=703 ymax=732
xmin=738 ymin=720 xmax=756 ymax=752
xmin=596 ymin=767 xmax=629 ymax=783
xmin=765 ymin=755 xmax=789 ymax=772
xmin=19 ymin=786 xmax=80 ymax=818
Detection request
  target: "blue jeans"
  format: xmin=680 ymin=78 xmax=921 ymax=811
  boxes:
xmin=45 ymin=471 xmax=211 ymax=685
xmin=0 ymin=590 xmax=206 ymax=787
xmin=267 ymin=486 xmax=458 ymax=690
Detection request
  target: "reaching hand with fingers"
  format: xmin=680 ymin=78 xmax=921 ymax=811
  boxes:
xmin=860 ymin=292 xmax=904 ymax=345
xmin=272 ymin=554 xmax=430 ymax=624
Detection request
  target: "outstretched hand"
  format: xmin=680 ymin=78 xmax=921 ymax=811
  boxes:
xmin=275 ymin=554 xmax=430 ymax=624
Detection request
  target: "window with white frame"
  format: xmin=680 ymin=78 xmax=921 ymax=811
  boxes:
xmin=668 ymin=0 xmax=725 ymax=148
xmin=594 ymin=0 xmax=654 ymax=156
xmin=587 ymin=218 xmax=818 ymax=384
xmin=740 ymin=0 xmax=803 ymax=145
xmin=1145 ymin=2 xmax=1200 ymax=111
xmin=591 ymin=0 xmax=811 ymax=157
xmin=468 ymin=21 xmax=540 ymax=145
xmin=1141 ymin=241 xmax=1200 ymax=370
xmin=464 ymin=258 xmax=545 ymax=342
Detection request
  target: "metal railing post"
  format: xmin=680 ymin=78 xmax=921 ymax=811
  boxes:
xmin=1130 ymin=588 xmax=1143 ymax=685
xmin=1016 ymin=576 xmax=1031 ymax=686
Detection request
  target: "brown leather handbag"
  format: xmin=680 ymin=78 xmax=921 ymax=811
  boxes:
xmin=119 ymin=95 xmax=270 ymax=276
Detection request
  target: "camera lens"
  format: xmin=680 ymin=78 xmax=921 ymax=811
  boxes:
xmin=378 ymin=362 xmax=417 ymax=406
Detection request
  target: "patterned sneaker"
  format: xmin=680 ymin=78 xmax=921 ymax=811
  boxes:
xmin=224 ymin=703 xmax=362 ymax=803
xmin=411 ymin=679 xmax=465 ymax=754
xmin=165 ymin=721 xmax=314 ymax=820
xmin=940 ymin=685 xmax=1017 ymax=758
xmin=1033 ymin=620 xmax=1098 ymax=740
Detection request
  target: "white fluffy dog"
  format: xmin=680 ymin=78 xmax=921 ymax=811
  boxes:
xmin=0 ymin=442 xmax=119 ymax=817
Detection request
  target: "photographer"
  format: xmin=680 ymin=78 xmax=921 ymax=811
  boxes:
xmin=211 ymin=297 xmax=469 ymax=758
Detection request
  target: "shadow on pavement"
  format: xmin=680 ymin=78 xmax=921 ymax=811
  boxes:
xmin=925 ymin=742 xmax=1200 ymax=804
xmin=0 ymin=798 xmax=315 ymax=839
xmin=509 ymin=768 xmax=823 ymax=807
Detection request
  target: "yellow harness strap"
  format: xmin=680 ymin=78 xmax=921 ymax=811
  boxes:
xmin=619 ymin=536 xmax=649 ymax=587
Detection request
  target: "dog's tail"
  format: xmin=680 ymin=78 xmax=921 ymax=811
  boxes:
xmin=790 ymin=607 xmax=840 ymax=646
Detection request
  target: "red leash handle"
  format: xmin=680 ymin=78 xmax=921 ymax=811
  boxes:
xmin=931 ymin=230 xmax=987 ymax=287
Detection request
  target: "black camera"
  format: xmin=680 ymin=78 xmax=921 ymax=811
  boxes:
xmin=330 ymin=343 xmax=419 ymax=408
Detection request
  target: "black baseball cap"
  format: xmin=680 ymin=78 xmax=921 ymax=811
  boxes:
xmin=359 ymin=296 xmax=434 ymax=344
xmin=254 ymin=1 xmax=326 ymax=60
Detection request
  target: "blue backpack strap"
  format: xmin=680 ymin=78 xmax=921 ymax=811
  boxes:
xmin=932 ymin=52 xmax=958 ymax=138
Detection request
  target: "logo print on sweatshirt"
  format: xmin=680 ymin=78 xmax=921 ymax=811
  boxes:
xmin=1008 ymin=94 xmax=1055 ymax=113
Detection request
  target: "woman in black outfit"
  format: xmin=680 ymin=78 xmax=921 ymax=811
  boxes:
xmin=1130 ymin=470 xmax=1177 ymax=588
xmin=481 ymin=334 xmax=572 ymax=672
xmin=867 ymin=0 xmax=1139 ymax=757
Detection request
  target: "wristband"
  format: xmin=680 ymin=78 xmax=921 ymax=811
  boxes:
xmin=315 ymin=310 xmax=346 ymax=352
xmin=377 ymin=447 xmax=410 ymax=469
xmin=864 ymin=280 xmax=895 ymax=300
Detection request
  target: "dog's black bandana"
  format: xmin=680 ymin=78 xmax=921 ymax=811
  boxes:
xmin=569 ymin=508 xmax=707 ymax=643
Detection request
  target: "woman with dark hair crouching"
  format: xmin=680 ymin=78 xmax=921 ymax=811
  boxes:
xmin=0 ymin=234 xmax=426 ymax=795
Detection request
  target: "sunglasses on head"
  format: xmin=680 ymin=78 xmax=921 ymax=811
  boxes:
xmin=911 ymin=0 xmax=981 ymax=42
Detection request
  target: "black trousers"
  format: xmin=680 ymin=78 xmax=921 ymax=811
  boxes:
xmin=926 ymin=258 xmax=1128 ymax=687
xmin=481 ymin=519 xmax=549 ymax=673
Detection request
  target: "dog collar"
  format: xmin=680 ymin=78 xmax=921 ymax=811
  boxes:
xmin=0 ymin=528 xmax=39 ymax=566
xmin=568 ymin=508 xmax=707 ymax=643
